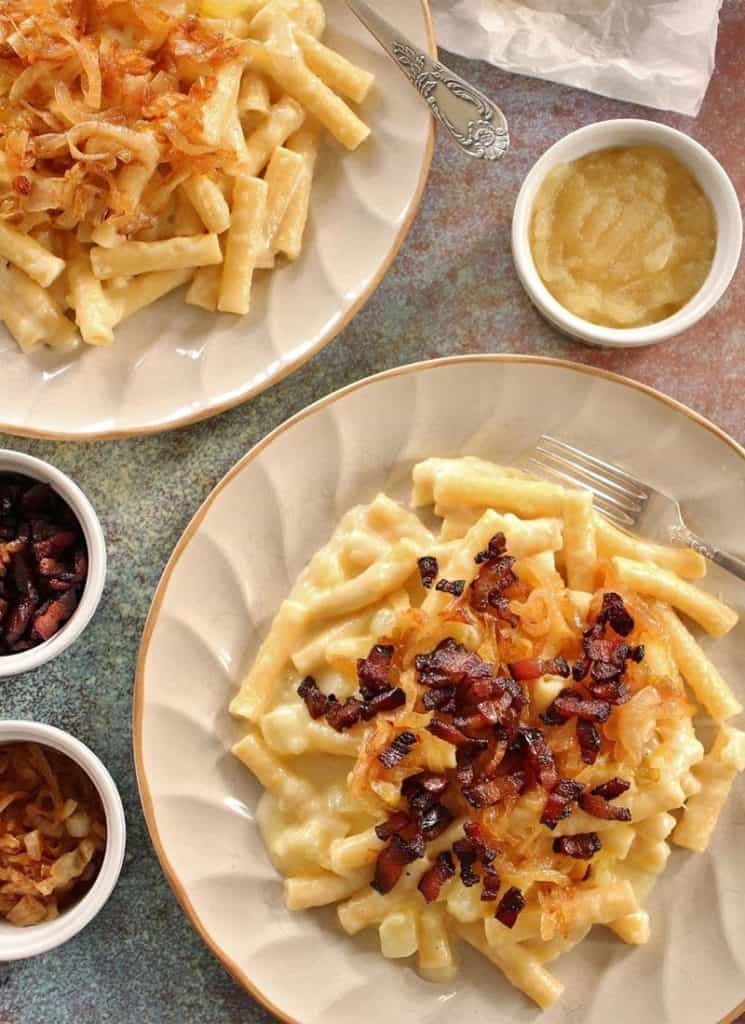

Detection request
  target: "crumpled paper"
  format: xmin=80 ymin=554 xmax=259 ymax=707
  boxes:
xmin=429 ymin=0 xmax=723 ymax=116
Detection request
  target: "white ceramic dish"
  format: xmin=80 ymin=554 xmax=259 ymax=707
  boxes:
xmin=512 ymin=119 xmax=743 ymax=348
xmin=135 ymin=355 xmax=745 ymax=1024
xmin=0 ymin=450 xmax=106 ymax=678
xmin=0 ymin=0 xmax=434 ymax=440
xmin=0 ymin=720 xmax=126 ymax=960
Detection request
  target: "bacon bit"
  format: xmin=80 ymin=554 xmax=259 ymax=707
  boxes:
xmin=597 ymin=591 xmax=634 ymax=637
xmin=357 ymin=644 xmax=394 ymax=700
xmin=470 ymin=553 xmax=517 ymax=613
xmin=576 ymin=719 xmax=601 ymax=765
xmin=488 ymin=595 xmax=520 ymax=628
xmin=495 ymin=886 xmax=525 ymax=928
xmin=419 ymin=803 xmax=453 ymax=839
xmin=553 ymin=833 xmax=602 ymax=859
xmin=540 ymin=778 xmax=584 ymax=829
xmin=519 ymin=728 xmax=559 ymax=790
xmin=463 ymin=771 xmax=526 ymax=808
xmin=475 ymin=532 xmax=507 ymax=564
xmin=579 ymin=792 xmax=631 ymax=822
xmin=508 ymin=656 xmax=570 ymax=681
xmin=372 ymin=834 xmax=425 ymax=894
xmin=435 ymin=578 xmax=465 ymax=597
xmin=31 ymin=589 xmax=77 ymax=642
xmin=374 ymin=811 xmax=411 ymax=841
xmin=572 ymin=654 xmax=591 ymax=681
xmin=418 ymin=851 xmax=455 ymax=902
xmin=361 ymin=687 xmax=406 ymax=720
xmin=463 ymin=821 xmax=496 ymax=861
xmin=427 ymin=717 xmax=473 ymax=747
xmin=422 ymin=685 xmax=457 ymax=713
xmin=481 ymin=865 xmax=501 ymax=901
xmin=456 ymin=745 xmax=478 ymax=788
xmin=401 ymin=771 xmax=449 ymax=805
xmin=12 ymin=174 xmax=31 ymax=195
xmin=325 ymin=696 xmax=365 ymax=732
xmin=542 ymin=689 xmax=611 ymax=724
xmin=297 ymin=676 xmax=328 ymax=719
xmin=452 ymin=838 xmax=481 ymax=886
xmin=417 ymin=556 xmax=438 ymax=589
xmin=589 ymin=678 xmax=632 ymax=705
xmin=415 ymin=638 xmax=494 ymax=688
xmin=591 ymin=777 xmax=631 ymax=800
xmin=378 ymin=731 xmax=418 ymax=768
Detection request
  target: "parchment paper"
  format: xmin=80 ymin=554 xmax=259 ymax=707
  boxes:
xmin=430 ymin=0 xmax=723 ymax=116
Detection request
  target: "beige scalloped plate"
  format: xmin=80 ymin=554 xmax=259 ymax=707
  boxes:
xmin=0 ymin=0 xmax=434 ymax=440
xmin=135 ymin=356 xmax=745 ymax=1024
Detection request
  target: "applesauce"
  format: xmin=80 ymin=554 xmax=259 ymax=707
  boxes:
xmin=529 ymin=145 xmax=717 ymax=329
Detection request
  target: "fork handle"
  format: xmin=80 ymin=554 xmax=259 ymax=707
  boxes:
xmin=676 ymin=528 xmax=745 ymax=583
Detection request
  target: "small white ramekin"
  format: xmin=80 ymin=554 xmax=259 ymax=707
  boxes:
xmin=0 ymin=720 xmax=126 ymax=960
xmin=0 ymin=450 xmax=106 ymax=678
xmin=512 ymin=119 xmax=743 ymax=347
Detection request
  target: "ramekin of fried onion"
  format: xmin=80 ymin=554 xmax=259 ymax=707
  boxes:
xmin=0 ymin=720 xmax=125 ymax=959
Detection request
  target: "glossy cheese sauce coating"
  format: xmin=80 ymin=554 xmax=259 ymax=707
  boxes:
xmin=529 ymin=145 xmax=717 ymax=328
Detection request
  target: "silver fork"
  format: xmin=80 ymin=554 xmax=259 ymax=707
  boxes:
xmin=526 ymin=435 xmax=745 ymax=583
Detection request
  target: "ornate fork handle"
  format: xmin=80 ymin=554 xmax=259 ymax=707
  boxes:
xmin=673 ymin=527 xmax=745 ymax=583
xmin=344 ymin=0 xmax=509 ymax=161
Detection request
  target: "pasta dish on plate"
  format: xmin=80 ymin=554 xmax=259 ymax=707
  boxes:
xmin=229 ymin=457 xmax=744 ymax=1008
xmin=0 ymin=0 xmax=373 ymax=353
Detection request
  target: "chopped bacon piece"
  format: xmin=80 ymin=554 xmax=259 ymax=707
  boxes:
xmin=415 ymin=638 xmax=493 ymax=688
xmin=577 ymin=718 xmax=601 ymax=765
xmin=374 ymin=811 xmax=411 ymax=841
xmin=519 ymin=728 xmax=559 ymax=790
xmin=475 ymin=532 xmax=507 ymax=564
xmin=297 ymin=676 xmax=328 ymax=719
xmin=378 ymin=731 xmax=418 ymax=768
xmin=470 ymin=554 xmax=517 ymax=613
xmin=402 ymin=771 xmax=449 ymax=805
xmin=488 ymin=595 xmax=520 ymax=627
xmin=427 ymin=717 xmax=481 ymax=747
xmin=422 ymin=685 xmax=457 ymax=713
xmin=463 ymin=821 xmax=496 ymax=862
xmin=597 ymin=591 xmax=634 ymax=637
xmin=31 ymin=589 xmax=78 ymax=642
xmin=418 ymin=852 xmax=455 ymax=902
xmin=357 ymin=643 xmax=394 ymax=700
xmin=452 ymin=838 xmax=481 ymax=886
xmin=591 ymin=777 xmax=631 ymax=800
xmin=4 ymin=598 xmax=35 ymax=646
xmin=419 ymin=803 xmax=453 ymax=840
xmin=372 ymin=834 xmax=425 ymax=894
xmin=456 ymin=745 xmax=478 ymax=788
xmin=508 ymin=656 xmax=570 ymax=681
xmin=435 ymin=578 xmax=465 ymax=597
xmin=588 ymin=678 xmax=632 ymax=705
xmin=542 ymin=689 xmax=611 ymax=724
xmin=495 ymin=886 xmax=525 ymax=928
xmin=417 ymin=556 xmax=438 ymax=589
xmin=579 ymin=792 xmax=631 ymax=822
xmin=361 ymin=687 xmax=406 ymax=720
xmin=463 ymin=771 xmax=526 ymax=808
xmin=629 ymin=644 xmax=645 ymax=663
xmin=32 ymin=530 xmax=77 ymax=560
xmin=481 ymin=865 xmax=501 ymax=901
xmin=553 ymin=832 xmax=602 ymax=859
xmin=325 ymin=696 xmax=365 ymax=732
xmin=540 ymin=778 xmax=584 ymax=829
xmin=572 ymin=654 xmax=591 ymax=681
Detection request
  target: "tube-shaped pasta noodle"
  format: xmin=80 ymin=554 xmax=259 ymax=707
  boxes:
xmin=655 ymin=604 xmax=742 ymax=720
xmin=294 ymin=29 xmax=374 ymax=103
xmin=232 ymin=731 xmax=317 ymax=814
xmin=0 ymin=220 xmax=65 ymax=287
xmin=242 ymin=96 xmax=306 ymax=176
xmin=379 ymin=907 xmax=418 ymax=958
xmin=674 ymin=726 xmax=745 ymax=852
xmin=109 ymin=269 xmax=192 ymax=325
xmin=91 ymin=234 xmax=221 ymax=279
xmin=67 ymin=252 xmax=116 ymax=346
xmin=255 ymin=146 xmax=305 ymax=268
xmin=274 ymin=122 xmax=320 ymax=260
xmin=180 ymin=175 xmax=232 ymax=234
xmin=218 ymin=173 xmax=267 ymax=315
xmin=285 ymin=869 xmax=370 ymax=910
xmin=230 ymin=598 xmax=307 ymax=721
xmin=610 ymin=556 xmax=738 ymax=637
xmin=304 ymin=539 xmax=420 ymax=621
xmin=561 ymin=490 xmax=597 ymax=591
xmin=330 ymin=827 xmax=384 ymax=874
xmin=430 ymin=464 xmax=565 ymax=519
xmin=595 ymin=514 xmax=706 ymax=579
xmin=418 ymin=904 xmax=458 ymax=982
xmin=457 ymin=923 xmax=563 ymax=1009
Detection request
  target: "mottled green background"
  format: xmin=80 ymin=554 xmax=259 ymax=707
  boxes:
xmin=2 ymin=9 xmax=745 ymax=1021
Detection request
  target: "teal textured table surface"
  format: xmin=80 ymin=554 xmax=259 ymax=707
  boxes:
xmin=2 ymin=6 xmax=744 ymax=1022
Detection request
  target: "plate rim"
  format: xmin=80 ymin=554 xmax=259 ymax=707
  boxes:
xmin=1 ymin=1 xmax=436 ymax=443
xmin=133 ymin=353 xmax=745 ymax=1023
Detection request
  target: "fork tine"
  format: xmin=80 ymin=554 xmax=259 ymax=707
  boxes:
xmin=534 ymin=445 xmax=646 ymax=511
xmin=525 ymin=457 xmax=638 ymax=528
xmin=539 ymin=436 xmax=649 ymax=500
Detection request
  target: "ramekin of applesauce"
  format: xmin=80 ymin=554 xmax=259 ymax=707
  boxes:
xmin=511 ymin=119 xmax=742 ymax=347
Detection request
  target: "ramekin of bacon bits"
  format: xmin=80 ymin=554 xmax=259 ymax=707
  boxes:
xmin=0 ymin=451 xmax=106 ymax=677
xmin=0 ymin=720 xmax=125 ymax=959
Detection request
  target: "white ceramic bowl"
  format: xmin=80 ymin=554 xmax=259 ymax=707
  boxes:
xmin=0 ymin=451 xmax=106 ymax=677
xmin=0 ymin=720 xmax=126 ymax=960
xmin=511 ymin=119 xmax=743 ymax=347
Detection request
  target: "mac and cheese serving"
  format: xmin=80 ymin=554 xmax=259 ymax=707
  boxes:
xmin=230 ymin=457 xmax=744 ymax=1008
xmin=0 ymin=0 xmax=373 ymax=354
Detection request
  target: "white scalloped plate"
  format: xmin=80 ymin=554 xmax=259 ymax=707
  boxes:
xmin=0 ymin=1 xmax=433 ymax=440
xmin=135 ymin=356 xmax=745 ymax=1024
